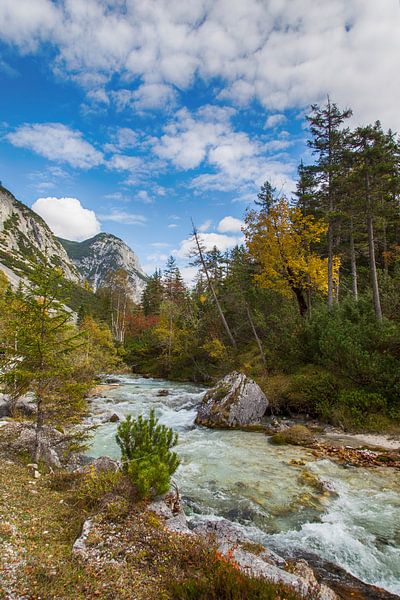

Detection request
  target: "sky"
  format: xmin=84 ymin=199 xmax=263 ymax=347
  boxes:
xmin=0 ymin=0 xmax=400 ymax=279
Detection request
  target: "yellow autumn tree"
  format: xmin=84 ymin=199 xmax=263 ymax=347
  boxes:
xmin=244 ymin=199 xmax=339 ymax=316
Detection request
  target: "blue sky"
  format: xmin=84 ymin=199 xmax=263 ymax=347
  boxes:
xmin=0 ymin=1 xmax=399 ymax=279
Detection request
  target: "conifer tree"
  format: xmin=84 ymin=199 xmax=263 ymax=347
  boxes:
xmin=306 ymin=98 xmax=352 ymax=307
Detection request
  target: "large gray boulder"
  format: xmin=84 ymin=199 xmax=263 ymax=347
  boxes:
xmin=195 ymin=371 xmax=268 ymax=428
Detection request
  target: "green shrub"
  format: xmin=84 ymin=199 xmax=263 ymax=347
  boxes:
xmin=116 ymin=409 xmax=180 ymax=499
xmin=270 ymin=425 xmax=315 ymax=447
xmin=77 ymin=467 xmax=123 ymax=510
xmin=284 ymin=366 xmax=340 ymax=416
xmin=303 ymin=295 xmax=400 ymax=405
xmin=329 ymin=389 xmax=389 ymax=431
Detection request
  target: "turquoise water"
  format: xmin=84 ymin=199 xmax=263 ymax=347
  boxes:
xmin=88 ymin=375 xmax=400 ymax=595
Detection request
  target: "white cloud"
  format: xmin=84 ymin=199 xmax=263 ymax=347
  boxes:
xmin=152 ymin=105 xmax=297 ymax=197
xmin=1 ymin=1 xmax=400 ymax=126
xmin=98 ymin=210 xmax=146 ymax=225
xmin=136 ymin=190 xmax=153 ymax=204
xmin=7 ymin=123 xmax=103 ymax=169
xmin=199 ymin=219 xmax=212 ymax=232
xmin=175 ymin=232 xmax=243 ymax=258
xmin=107 ymin=154 xmax=143 ymax=172
xmin=265 ymin=114 xmax=286 ymax=129
xmin=32 ymin=196 xmax=100 ymax=241
xmin=217 ymin=216 xmax=243 ymax=233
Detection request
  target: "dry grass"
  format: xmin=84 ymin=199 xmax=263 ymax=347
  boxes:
xmin=0 ymin=442 xmax=304 ymax=600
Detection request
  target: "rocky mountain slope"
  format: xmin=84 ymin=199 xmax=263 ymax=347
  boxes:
xmin=59 ymin=233 xmax=147 ymax=302
xmin=0 ymin=185 xmax=79 ymax=284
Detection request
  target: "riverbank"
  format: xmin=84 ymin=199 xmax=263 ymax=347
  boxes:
xmin=0 ymin=453 xmax=305 ymax=600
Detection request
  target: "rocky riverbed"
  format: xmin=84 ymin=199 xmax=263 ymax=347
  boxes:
xmin=87 ymin=374 xmax=400 ymax=597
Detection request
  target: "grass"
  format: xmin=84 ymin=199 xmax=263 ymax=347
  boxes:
xmin=0 ymin=443 xmax=305 ymax=600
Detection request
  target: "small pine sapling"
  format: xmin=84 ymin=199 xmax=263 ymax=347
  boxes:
xmin=116 ymin=409 xmax=180 ymax=499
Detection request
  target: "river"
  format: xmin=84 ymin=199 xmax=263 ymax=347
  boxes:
xmin=88 ymin=375 xmax=400 ymax=596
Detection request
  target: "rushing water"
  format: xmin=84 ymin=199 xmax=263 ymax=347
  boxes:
xmin=88 ymin=375 xmax=400 ymax=595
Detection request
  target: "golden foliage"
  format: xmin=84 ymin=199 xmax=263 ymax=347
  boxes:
xmin=244 ymin=199 xmax=339 ymax=298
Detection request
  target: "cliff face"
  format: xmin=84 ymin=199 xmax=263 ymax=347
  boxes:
xmin=0 ymin=186 xmax=79 ymax=283
xmin=59 ymin=233 xmax=147 ymax=302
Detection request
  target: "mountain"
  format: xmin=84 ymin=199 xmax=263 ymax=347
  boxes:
xmin=58 ymin=233 xmax=147 ymax=302
xmin=0 ymin=185 xmax=79 ymax=285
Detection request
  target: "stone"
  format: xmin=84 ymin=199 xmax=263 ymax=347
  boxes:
xmin=164 ymin=513 xmax=194 ymax=536
xmin=193 ymin=518 xmax=248 ymax=544
xmin=157 ymin=389 xmax=169 ymax=397
xmin=0 ymin=394 xmax=11 ymax=418
xmin=15 ymin=394 xmax=37 ymax=416
xmin=87 ymin=456 xmax=120 ymax=473
xmin=108 ymin=413 xmax=120 ymax=423
xmin=195 ymin=371 xmax=268 ymax=428
xmin=73 ymin=519 xmax=93 ymax=556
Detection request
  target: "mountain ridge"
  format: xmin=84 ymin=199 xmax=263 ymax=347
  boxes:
xmin=58 ymin=232 xmax=147 ymax=302
xmin=0 ymin=185 xmax=147 ymax=304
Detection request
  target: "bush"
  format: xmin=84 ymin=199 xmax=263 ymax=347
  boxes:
xmin=116 ymin=409 xmax=180 ymax=499
xmin=169 ymin=549 xmax=300 ymax=600
xmin=328 ymin=389 xmax=389 ymax=432
xmin=269 ymin=425 xmax=315 ymax=447
xmin=77 ymin=467 xmax=123 ymax=510
xmin=283 ymin=366 xmax=340 ymax=416
xmin=303 ymin=296 xmax=400 ymax=406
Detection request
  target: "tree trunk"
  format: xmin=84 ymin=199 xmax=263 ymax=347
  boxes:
xmin=367 ymin=212 xmax=382 ymax=321
xmin=292 ymin=286 xmax=308 ymax=317
xmin=365 ymin=171 xmax=382 ymax=321
xmin=349 ymin=217 xmax=358 ymax=301
xmin=245 ymin=303 xmax=267 ymax=369
xmin=327 ymin=222 xmax=334 ymax=308
xmin=34 ymin=396 xmax=44 ymax=462
xmin=192 ymin=222 xmax=236 ymax=347
xmin=382 ymin=219 xmax=388 ymax=276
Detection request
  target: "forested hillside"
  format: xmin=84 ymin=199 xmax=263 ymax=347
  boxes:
xmin=122 ymin=100 xmax=400 ymax=433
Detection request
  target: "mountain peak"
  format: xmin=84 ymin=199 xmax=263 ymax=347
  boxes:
xmin=59 ymin=233 xmax=147 ymax=302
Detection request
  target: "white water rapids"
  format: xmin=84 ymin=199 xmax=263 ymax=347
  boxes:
xmin=88 ymin=375 xmax=400 ymax=595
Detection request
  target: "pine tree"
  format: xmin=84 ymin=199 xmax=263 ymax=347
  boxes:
xmin=0 ymin=261 xmax=84 ymax=461
xmin=306 ymin=99 xmax=352 ymax=307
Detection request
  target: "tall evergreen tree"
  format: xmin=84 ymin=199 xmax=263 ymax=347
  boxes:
xmin=306 ymin=98 xmax=352 ymax=307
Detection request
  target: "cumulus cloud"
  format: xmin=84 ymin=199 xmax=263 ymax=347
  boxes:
xmin=1 ymin=1 xmax=400 ymax=126
xmin=152 ymin=105 xmax=297 ymax=196
xmin=199 ymin=219 xmax=212 ymax=232
xmin=175 ymin=232 xmax=243 ymax=259
xmin=98 ymin=210 xmax=146 ymax=225
xmin=32 ymin=196 xmax=100 ymax=241
xmin=265 ymin=114 xmax=287 ymax=128
xmin=112 ymin=84 xmax=177 ymax=111
xmin=217 ymin=216 xmax=244 ymax=233
xmin=7 ymin=123 xmax=103 ymax=169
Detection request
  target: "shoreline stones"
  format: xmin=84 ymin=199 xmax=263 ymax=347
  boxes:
xmin=195 ymin=371 xmax=268 ymax=428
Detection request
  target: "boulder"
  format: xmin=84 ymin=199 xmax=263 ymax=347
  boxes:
xmin=108 ymin=413 xmax=120 ymax=423
xmin=157 ymin=389 xmax=169 ymax=397
xmin=0 ymin=394 xmax=10 ymax=418
xmin=195 ymin=372 xmax=268 ymax=428
xmin=88 ymin=456 xmax=120 ymax=473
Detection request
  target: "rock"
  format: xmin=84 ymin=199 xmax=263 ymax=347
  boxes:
xmin=0 ymin=396 xmax=10 ymax=418
xmin=87 ymin=456 xmax=120 ymax=473
xmin=195 ymin=371 xmax=268 ymax=428
xmin=15 ymin=393 xmax=37 ymax=416
xmin=157 ymin=389 xmax=169 ymax=397
xmin=104 ymin=377 xmax=120 ymax=384
xmin=164 ymin=513 xmax=194 ymax=536
xmin=73 ymin=519 xmax=93 ymax=556
xmin=108 ymin=413 xmax=120 ymax=423
xmin=148 ymin=499 xmax=174 ymax=520
xmin=193 ymin=517 xmax=248 ymax=544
